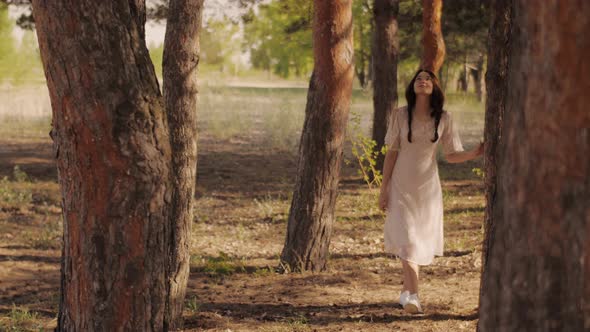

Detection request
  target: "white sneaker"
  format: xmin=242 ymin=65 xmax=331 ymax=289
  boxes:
xmin=399 ymin=290 xmax=410 ymax=307
xmin=403 ymin=293 xmax=423 ymax=314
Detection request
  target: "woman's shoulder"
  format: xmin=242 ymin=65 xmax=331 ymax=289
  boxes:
xmin=394 ymin=105 xmax=408 ymax=118
xmin=441 ymin=110 xmax=454 ymax=121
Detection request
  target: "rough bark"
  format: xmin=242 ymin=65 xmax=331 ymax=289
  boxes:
xmin=420 ymin=0 xmax=445 ymax=74
xmin=478 ymin=1 xmax=590 ymax=331
xmin=280 ymin=0 xmax=354 ymax=272
xmin=162 ymin=0 xmax=204 ymax=330
xmin=477 ymin=0 xmax=511 ymax=329
xmin=371 ymin=0 xmax=399 ymax=174
xmin=32 ymin=1 xmax=173 ymax=330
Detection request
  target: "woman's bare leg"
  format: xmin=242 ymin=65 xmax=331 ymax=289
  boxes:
xmin=401 ymin=259 xmax=420 ymax=294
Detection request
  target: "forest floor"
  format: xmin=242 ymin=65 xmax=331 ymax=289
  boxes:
xmin=0 ymin=87 xmax=485 ymax=331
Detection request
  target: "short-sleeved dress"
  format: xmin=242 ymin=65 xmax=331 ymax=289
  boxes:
xmin=383 ymin=106 xmax=464 ymax=266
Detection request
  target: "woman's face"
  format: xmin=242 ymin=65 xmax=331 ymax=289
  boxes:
xmin=413 ymin=71 xmax=433 ymax=95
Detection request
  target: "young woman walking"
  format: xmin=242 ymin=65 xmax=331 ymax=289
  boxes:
xmin=378 ymin=69 xmax=484 ymax=313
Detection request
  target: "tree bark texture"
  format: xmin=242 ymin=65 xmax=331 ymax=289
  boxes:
xmin=480 ymin=0 xmax=511 ymax=278
xmin=281 ymin=0 xmax=354 ymax=272
xmin=31 ymin=0 xmax=192 ymax=330
xmin=477 ymin=0 xmax=511 ymax=329
xmin=162 ymin=0 xmax=203 ymax=330
xmin=478 ymin=1 xmax=590 ymax=331
xmin=371 ymin=0 xmax=399 ymax=175
xmin=420 ymin=0 xmax=445 ymax=74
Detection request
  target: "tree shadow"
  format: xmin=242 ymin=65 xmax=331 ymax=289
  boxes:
xmin=185 ymin=301 xmax=478 ymax=328
xmin=0 ymin=141 xmax=57 ymax=182
xmin=0 ymin=254 xmax=60 ymax=264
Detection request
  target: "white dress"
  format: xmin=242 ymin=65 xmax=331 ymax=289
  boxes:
xmin=383 ymin=106 xmax=464 ymax=265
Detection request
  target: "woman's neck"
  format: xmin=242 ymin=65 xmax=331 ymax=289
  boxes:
xmin=414 ymin=95 xmax=431 ymax=118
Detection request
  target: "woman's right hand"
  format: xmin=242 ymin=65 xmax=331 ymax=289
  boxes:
xmin=378 ymin=186 xmax=389 ymax=211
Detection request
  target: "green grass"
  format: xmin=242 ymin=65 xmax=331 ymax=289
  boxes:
xmin=0 ymin=84 xmax=485 ymax=155
xmin=197 ymin=85 xmax=484 ymax=155
xmin=0 ymin=166 xmax=34 ymax=206
xmin=0 ymin=305 xmax=44 ymax=332
xmin=185 ymin=295 xmax=201 ymax=313
xmin=22 ymin=218 xmax=62 ymax=249
xmin=191 ymin=252 xmax=246 ymax=278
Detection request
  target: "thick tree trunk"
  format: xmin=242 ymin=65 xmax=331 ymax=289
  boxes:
xmin=162 ymin=0 xmax=203 ymax=330
xmin=281 ymin=0 xmax=354 ymax=272
xmin=477 ymin=0 xmax=511 ymax=330
xmin=32 ymin=1 xmax=173 ymax=330
xmin=478 ymin=1 xmax=590 ymax=331
xmin=420 ymin=0 xmax=445 ymax=74
xmin=371 ymin=0 xmax=399 ymax=174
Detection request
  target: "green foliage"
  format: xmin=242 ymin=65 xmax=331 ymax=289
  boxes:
xmin=398 ymin=0 xmax=423 ymax=62
xmin=442 ymin=0 xmax=489 ymax=63
xmin=348 ymin=110 xmax=383 ymax=190
xmin=471 ymin=167 xmax=485 ymax=179
xmin=147 ymin=42 xmax=163 ymax=78
xmin=201 ymin=18 xmax=241 ymax=72
xmin=148 ymin=18 xmax=242 ymax=78
xmin=0 ymin=5 xmax=43 ymax=85
xmin=243 ymin=0 xmax=313 ymax=78
xmin=352 ymin=0 xmax=373 ymax=88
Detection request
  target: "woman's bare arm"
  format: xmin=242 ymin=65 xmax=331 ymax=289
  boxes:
xmin=381 ymin=149 xmax=399 ymax=188
xmin=445 ymin=142 xmax=484 ymax=163
xmin=379 ymin=148 xmax=399 ymax=210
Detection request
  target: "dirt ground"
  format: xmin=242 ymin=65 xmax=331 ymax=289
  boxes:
xmin=0 ymin=126 xmax=485 ymax=331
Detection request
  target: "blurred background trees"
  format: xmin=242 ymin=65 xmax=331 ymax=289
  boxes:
xmin=1 ymin=0 xmax=489 ymax=95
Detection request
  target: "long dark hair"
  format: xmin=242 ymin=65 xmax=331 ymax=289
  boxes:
xmin=404 ymin=69 xmax=445 ymax=143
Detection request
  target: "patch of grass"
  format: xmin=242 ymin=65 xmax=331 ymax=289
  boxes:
xmin=252 ymin=266 xmax=275 ymax=278
xmin=263 ymin=102 xmax=305 ymax=150
xmin=446 ymin=234 xmax=479 ymax=252
xmin=0 ymin=179 xmax=32 ymax=206
xmin=337 ymin=189 xmax=384 ymax=223
xmin=0 ymin=86 xmax=52 ymax=140
xmin=198 ymin=88 xmax=256 ymax=141
xmin=185 ymin=295 xmax=201 ymax=314
xmin=192 ymin=252 xmax=246 ymax=278
xmin=12 ymin=166 xmax=30 ymax=183
xmin=23 ymin=218 xmax=62 ymax=249
xmin=284 ymin=314 xmax=311 ymax=332
xmin=253 ymin=193 xmax=289 ymax=222
xmin=0 ymin=305 xmax=44 ymax=332
xmin=0 ymin=166 xmax=34 ymax=206
xmin=442 ymin=188 xmax=455 ymax=204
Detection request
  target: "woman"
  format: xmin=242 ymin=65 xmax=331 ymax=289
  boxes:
xmin=378 ymin=69 xmax=483 ymax=313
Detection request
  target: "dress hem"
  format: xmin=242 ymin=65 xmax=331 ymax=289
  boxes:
xmin=383 ymin=248 xmax=442 ymax=266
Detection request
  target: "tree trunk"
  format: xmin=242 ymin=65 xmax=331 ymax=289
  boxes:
xmin=355 ymin=12 xmax=367 ymax=89
xmin=33 ymin=1 xmax=172 ymax=330
xmin=420 ymin=0 xmax=445 ymax=74
xmin=162 ymin=0 xmax=204 ymax=330
xmin=33 ymin=0 xmax=203 ymax=329
xmin=477 ymin=0 xmax=511 ymax=330
xmin=281 ymin=0 xmax=354 ymax=272
xmin=371 ymin=0 xmax=399 ymax=175
xmin=471 ymin=53 xmax=484 ymax=102
xmin=478 ymin=1 xmax=590 ymax=331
